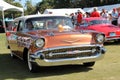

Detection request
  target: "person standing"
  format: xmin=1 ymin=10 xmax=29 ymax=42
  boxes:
xmin=70 ymin=13 xmax=75 ymax=25
xmin=101 ymin=8 xmax=109 ymax=20
xmin=108 ymin=13 xmax=112 ymax=23
xmin=77 ymin=10 xmax=83 ymax=24
xmin=117 ymin=11 xmax=120 ymax=27
xmin=85 ymin=12 xmax=90 ymax=18
xmin=111 ymin=8 xmax=118 ymax=25
xmin=72 ymin=12 xmax=78 ymax=25
xmin=90 ymin=7 xmax=100 ymax=17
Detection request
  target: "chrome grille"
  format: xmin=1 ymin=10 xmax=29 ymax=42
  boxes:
xmin=42 ymin=46 xmax=100 ymax=59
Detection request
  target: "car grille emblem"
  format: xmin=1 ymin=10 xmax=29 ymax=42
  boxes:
xmin=62 ymin=39 xmax=80 ymax=43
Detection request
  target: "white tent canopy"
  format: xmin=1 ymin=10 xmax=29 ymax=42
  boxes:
xmin=0 ymin=0 xmax=24 ymax=32
xmin=0 ymin=0 xmax=23 ymax=12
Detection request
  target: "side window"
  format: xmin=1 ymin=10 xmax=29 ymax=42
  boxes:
xmin=26 ymin=21 xmax=34 ymax=30
xmin=17 ymin=21 xmax=24 ymax=31
xmin=32 ymin=21 xmax=45 ymax=29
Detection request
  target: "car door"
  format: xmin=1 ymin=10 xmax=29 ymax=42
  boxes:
xmin=15 ymin=20 xmax=26 ymax=58
xmin=9 ymin=20 xmax=25 ymax=59
xmin=8 ymin=21 xmax=19 ymax=55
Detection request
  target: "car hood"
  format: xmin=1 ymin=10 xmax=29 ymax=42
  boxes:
xmin=27 ymin=30 xmax=93 ymax=48
xmin=89 ymin=24 xmax=120 ymax=33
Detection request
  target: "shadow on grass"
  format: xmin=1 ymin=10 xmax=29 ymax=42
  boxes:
xmin=104 ymin=40 xmax=120 ymax=46
xmin=0 ymin=53 xmax=93 ymax=80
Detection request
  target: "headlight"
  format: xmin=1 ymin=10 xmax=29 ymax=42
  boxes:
xmin=96 ymin=34 xmax=105 ymax=43
xmin=35 ymin=38 xmax=45 ymax=48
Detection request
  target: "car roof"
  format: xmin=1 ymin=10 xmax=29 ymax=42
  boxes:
xmin=14 ymin=14 xmax=70 ymax=21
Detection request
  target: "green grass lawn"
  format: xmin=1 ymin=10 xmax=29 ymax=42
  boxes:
xmin=0 ymin=33 xmax=120 ymax=80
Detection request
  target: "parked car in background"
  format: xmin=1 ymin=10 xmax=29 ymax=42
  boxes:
xmin=6 ymin=14 xmax=106 ymax=72
xmin=75 ymin=17 xmax=120 ymax=42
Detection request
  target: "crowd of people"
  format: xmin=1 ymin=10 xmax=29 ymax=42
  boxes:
xmin=70 ymin=7 xmax=120 ymax=27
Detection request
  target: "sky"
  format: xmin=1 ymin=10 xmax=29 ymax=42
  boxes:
xmin=15 ymin=0 xmax=42 ymax=6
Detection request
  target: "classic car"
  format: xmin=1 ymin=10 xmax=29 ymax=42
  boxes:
xmin=75 ymin=17 xmax=120 ymax=42
xmin=6 ymin=14 xmax=106 ymax=72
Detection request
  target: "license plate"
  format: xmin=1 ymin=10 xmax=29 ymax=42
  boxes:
xmin=109 ymin=33 xmax=116 ymax=36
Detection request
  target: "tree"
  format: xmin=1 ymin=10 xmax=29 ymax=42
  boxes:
xmin=36 ymin=0 xmax=55 ymax=13
xmin=25 ymin=0 xmax=36 ymax=15
xmin=55 ymin=0 xmax=71 ymax=8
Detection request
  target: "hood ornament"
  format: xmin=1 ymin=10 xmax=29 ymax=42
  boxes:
xmin=62 ymin=39 xmax=80 ymax=43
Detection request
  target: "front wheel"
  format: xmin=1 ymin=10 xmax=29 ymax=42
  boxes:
xmin=83 ymin=62 xmax=95 ymax=67
xmin=27 ymin=51 xmax=39 ymax=73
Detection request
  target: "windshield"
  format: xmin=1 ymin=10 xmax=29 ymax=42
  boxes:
xmin=25 ymin=16 xmax=74 ymax=31
xmin=89 ymin=19 xmax=111 ymax=25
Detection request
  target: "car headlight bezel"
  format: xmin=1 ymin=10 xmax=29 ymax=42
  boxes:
xmin=35 ymin=38 xmax=45 ymax=48
xmin=96 ymin=34 xmax=105 ymax=44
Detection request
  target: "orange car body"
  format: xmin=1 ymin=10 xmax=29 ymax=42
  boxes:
xmin=6 ymin=14 xmax=106 ymax=72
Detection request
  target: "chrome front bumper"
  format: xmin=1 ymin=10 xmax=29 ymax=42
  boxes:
xmin=30 ymin=44 xmax=106 ymax=66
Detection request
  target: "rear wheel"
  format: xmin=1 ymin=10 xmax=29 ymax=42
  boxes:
xmin=27 ymin=51 xmax=39 ymax=73
xmin=83 ymin=62 xmax=95 ymax=67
